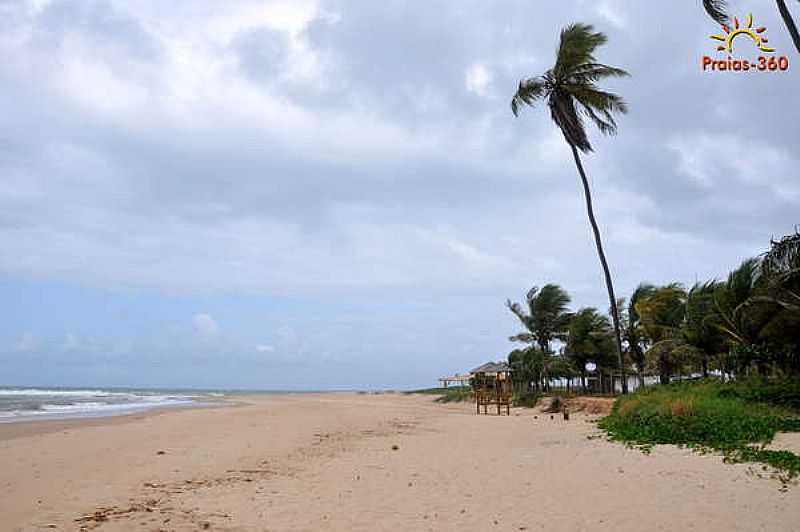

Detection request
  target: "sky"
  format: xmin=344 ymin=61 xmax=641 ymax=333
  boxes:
xmin=1 ymin=0 xmax=798 ymax=390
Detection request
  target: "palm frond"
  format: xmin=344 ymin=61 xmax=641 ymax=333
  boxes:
xmin=571 ymin=85 xmax=628 ymax=138
xmin=509 ymin=333 xmax=536 ymax=344
xmin=568 ymin=63 xmax=630 ymax=83
xmin=569 ymin=85 xmax=629 ymax=115
xmin=554 ymin=24 xmax=607 ymax=77
xmin=549 ymin=90 xmax=592 ymax=152
xmin=506 ymin=299 xmax=530 ymax=327
xmin=578 ymin=102 xmax=618 ymax=136
xmin=510 ymin=22 xmax=628 ymax=152
xmin=703 ymin=0 xmax=729 ymax=25
xmin=629 ymin=283 xmax=656 ymax=322
xmin=511 ymin=78 xmax=546 ymax=116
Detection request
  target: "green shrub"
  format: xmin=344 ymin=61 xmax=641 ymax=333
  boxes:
xmin=403 ymin=386 xmax=473 ymax=403
xmin=600 ymin=379 xmax=800 ymax=477
xmin=514 ymin=392 xmax=539 ymax=408
xmin=718 ymin=379 xmax=800 ymax=411
xmin=434 ymin=387 xmax=473 ymax=403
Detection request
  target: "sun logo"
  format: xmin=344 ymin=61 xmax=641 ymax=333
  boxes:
xmin=710 ymin=13 xmax=775 ymax=53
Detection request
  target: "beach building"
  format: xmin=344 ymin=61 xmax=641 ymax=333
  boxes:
xmin=437 ymin=373 xmax=472 ymax=388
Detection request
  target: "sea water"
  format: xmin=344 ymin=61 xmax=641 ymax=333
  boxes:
xmin=0 ymin=387 xmax=218 ymax=423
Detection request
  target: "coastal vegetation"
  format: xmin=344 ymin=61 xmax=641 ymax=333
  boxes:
xmin=505 ymin=230 xmax=800 ymax=393
xmin=501 ymin=229 xmax=800 ymax=478
xmin=503 ymin=17 xmax=799 ymax=481
xmin=600 ymin=380 xmax=800 ymax=478
xmin=504 ymin=24 xmax=799 ymax=484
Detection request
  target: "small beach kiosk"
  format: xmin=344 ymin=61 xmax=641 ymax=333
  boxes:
xmin=438 ymin=373 xmax=472 ymax=388
xmin=470 ymin=361 xmax=513 ymax=416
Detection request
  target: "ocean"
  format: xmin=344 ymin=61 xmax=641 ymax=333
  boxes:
xmin=0 ymin=386 xmax=223 ymax=423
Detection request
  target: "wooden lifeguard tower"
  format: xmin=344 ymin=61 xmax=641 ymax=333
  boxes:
xmin=471 ymin=361 xmax=513 ymax=415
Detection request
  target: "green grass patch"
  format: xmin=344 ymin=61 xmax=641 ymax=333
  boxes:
xmin=599 ymin=379 xmax=800 ymax=477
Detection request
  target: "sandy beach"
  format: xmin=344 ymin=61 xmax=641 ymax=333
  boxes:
xmin=1 ymin=393 xmax=798 ymax=531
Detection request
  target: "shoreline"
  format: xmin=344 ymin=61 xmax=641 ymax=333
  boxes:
xmin=0 ymin=386 xmax=372 ymax=427
xmin=0 ymin=398 xmax=239 ymax=441
xmin=2 ymin=392 xmax=798 ymax=531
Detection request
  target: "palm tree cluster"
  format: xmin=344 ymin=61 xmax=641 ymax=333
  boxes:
xmin=633 ymin=232 xmax=800 ymax=383
xmin=506 ymin=284 xmax=620 ymax=394
xmin=506 ymin=231 xmax=800 ymax=393
xmin=506 ymin=285 xmax=574 ymax=394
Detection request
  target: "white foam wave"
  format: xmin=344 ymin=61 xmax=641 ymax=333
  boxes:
xmin=0 ymin=389 xmax=115 ymax=397
xmin=0 ymin=392 xmax=198 ymax=423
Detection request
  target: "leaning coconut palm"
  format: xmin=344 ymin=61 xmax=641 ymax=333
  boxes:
xmin=702 ymin=0 xmax=800 ymax=54
xmin=511 ymin=24 xmax=630 ymax=392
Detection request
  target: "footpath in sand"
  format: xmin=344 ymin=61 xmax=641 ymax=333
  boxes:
xmin=1 ymin=393 xmax=798 ymax=531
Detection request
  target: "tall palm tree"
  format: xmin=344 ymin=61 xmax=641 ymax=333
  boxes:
xmin=703 ymin=0 xmax=800 ymax=54
xmin=620 ymin=283 xmax=656 ymax=387
xmin=511 ymin=24 xmax=630 ymax=392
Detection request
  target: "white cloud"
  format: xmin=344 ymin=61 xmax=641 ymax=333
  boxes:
xmin=0 ymin=1 xmax=797 ymax=390
xmin=669 ymin=133 xmax=800 ymax=202
xmin=595 ymin=1 xmax=628 ymax=28
xmin=465 ymin=63 xmax=493 ymax=97
xmin=192 ymin=313 xmax=220 ymax=336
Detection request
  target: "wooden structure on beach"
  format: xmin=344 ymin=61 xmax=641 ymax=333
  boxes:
xmin=471 ymin=362 xmax=512 ymax=416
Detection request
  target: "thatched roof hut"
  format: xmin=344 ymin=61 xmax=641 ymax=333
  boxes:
xmin=470 ymin=361 xmax=511 ymax=376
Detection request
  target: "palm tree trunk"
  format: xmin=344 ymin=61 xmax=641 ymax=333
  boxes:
xmin=776 ymin=0 xmax=800 ymax=54
xmin=570 ymin=145 xmax=628 ymax=394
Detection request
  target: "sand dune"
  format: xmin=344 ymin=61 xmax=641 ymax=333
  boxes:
xmin=1 ymin=393 xmax=797 ymax=531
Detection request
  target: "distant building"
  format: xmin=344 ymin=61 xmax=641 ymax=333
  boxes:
xmin=469 ymin=361 xmax=511 ymax=377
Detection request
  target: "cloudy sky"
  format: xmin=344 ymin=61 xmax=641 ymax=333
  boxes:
xmin=1 ymin=0 xmax=797 ymax=389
